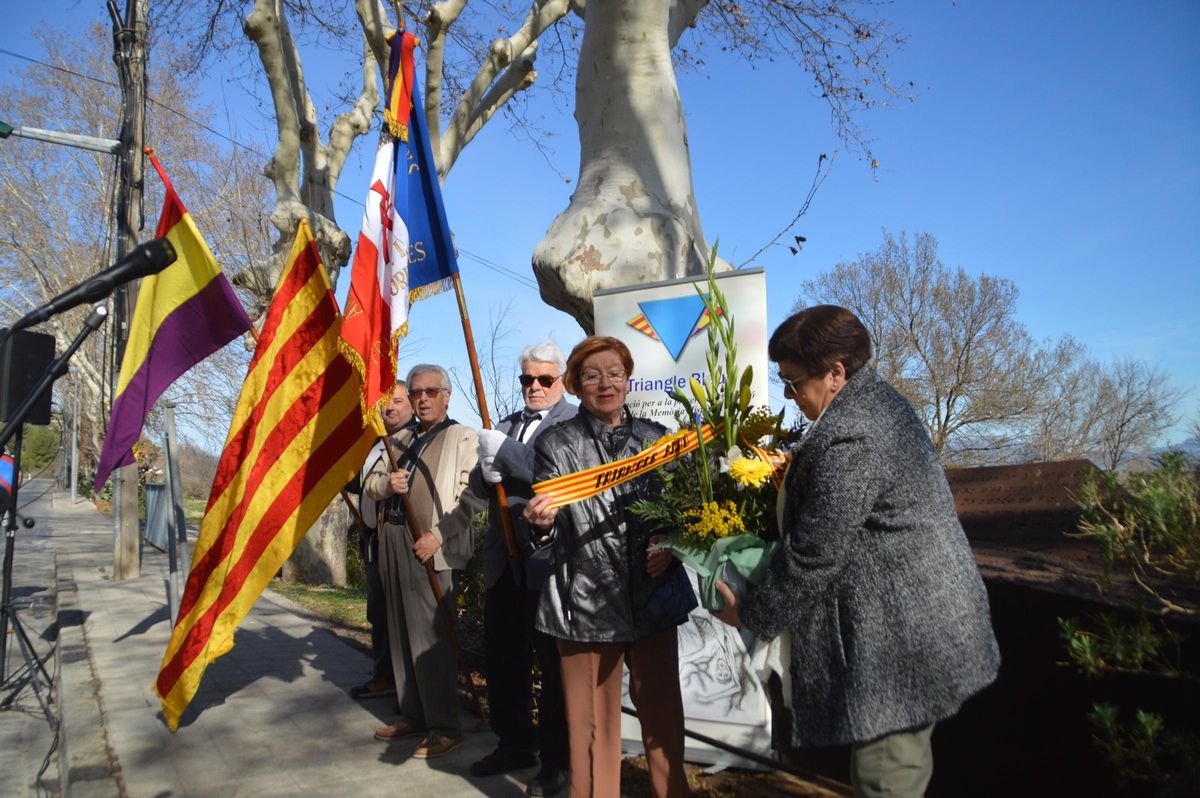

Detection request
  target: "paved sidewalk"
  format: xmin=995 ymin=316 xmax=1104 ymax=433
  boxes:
xmin=2 ymin=483 xmax=531 ymax=797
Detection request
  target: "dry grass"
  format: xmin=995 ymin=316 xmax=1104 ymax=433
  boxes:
xmin=268 ymin=581 xmax=369 ymax=631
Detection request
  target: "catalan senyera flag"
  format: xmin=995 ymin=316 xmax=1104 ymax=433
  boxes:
xmin=94 ymin=155 xmax=252 ymax=491
xmin=339 ymin=29 xmax=460 ymax=429
xmin=155 ymin=220 xmax=375 ymax=731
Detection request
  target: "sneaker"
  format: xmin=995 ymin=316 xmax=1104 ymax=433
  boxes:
xmin=413 ymin=734 xmax=464 ymax=759
xmin=470 ymin=747 xmax=538 ymax=776
xmin=526 ymin=765 xmax=569 ymax=797
xmin=373 ymin=721 xmax=425 ymax=741
xmin=351 ymin=677 xmax=396 ymax=699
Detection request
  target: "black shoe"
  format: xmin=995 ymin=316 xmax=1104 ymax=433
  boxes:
xmin=526 ymin=765 xmax=568 ymax=797
xmin=470 ymin=747 xmax=538 ymax=777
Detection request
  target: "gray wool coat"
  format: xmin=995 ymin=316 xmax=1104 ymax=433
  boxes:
xmin=740 ymin=366 xmax=1000 ymax=748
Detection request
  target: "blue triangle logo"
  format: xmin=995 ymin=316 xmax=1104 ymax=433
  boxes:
xmin=638 ymin=295 xmax=707 ymax=361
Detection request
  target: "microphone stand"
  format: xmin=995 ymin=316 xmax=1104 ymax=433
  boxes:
xmin=0 ymin=304 xmax=108 ymax=728
xmin=0 ymin=424 xmax=54 ymax=725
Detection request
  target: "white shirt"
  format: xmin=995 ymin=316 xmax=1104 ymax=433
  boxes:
xmin=515 ymin=409 xmax=544 ymax=442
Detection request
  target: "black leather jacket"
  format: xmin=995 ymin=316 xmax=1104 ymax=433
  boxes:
xmin=532 ymin=408 xmax=697 ymax=642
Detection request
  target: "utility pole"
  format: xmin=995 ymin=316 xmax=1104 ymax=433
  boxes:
xmin=70 ymin=376 xmax=79 ymax=503
xmin=109 ymin=0 xmax=149 ymax=579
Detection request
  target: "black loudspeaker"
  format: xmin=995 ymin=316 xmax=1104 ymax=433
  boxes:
xmin=0 ymin=329 xmax=55 ymax=426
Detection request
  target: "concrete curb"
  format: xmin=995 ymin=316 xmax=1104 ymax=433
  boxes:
xmin=54 ymin=552 xmax=122 ymax=797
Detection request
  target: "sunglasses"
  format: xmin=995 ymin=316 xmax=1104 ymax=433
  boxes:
xmin=519 ymin=374 xmax=560 ymax=388
xmin=408 ymin=387 xmax=446 ymax=399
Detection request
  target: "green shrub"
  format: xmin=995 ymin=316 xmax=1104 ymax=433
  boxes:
xmin=1060 ymin=453 xmax=1200 ymax=795
xmin=1075 ymin=452 xmax=1200 ymax=610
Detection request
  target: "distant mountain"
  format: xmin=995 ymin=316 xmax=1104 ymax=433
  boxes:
xmin=1156 ymin=435 xmax=1200 ymax=459
xmin=1093 ymin=437 xmax=1196 ymax=473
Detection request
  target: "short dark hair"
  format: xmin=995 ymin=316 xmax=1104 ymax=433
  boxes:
xmin=768 ymin=305 xmax=872 ymax=379
xmin=563 ymin=336 xmax=634 ymax=395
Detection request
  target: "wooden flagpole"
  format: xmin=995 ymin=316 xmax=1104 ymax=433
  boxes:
xmin=450 ymin=272 xmax=521 ymax=561
xmin=339 ymin=490 xmax=369 ymax=532
xmin=381 ymin=21 xmax=519 ymax=560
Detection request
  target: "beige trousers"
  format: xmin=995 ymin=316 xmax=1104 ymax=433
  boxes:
xmin=557 ymin=628 xmax=689 ymax=798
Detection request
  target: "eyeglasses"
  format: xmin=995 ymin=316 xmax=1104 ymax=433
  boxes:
xmin=777 ymin=372 xmax=805 ymax=395
xmin=519 ymin=374 xmax=560 ymax=389
xmin=408 ymin=387 xmax=447 ymax=399
xmin=579 ymin=369 xmax=628 ymax=386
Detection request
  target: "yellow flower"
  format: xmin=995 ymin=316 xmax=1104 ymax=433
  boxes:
xmin=728 ymin=456 xmax=774 ymax=488
xmin=682 ymin=500 xmax=745 ymax=545
xmin=739 ymin=406 xmax=779 ymax=444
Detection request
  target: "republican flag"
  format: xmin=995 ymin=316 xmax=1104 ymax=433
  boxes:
xmin=93 ymin=155 xmax=252 ymax=490
xmin=339 ymin=29 xmax=460 ymax=428
xmin=155 ymin=220 xmax=375 ymax=731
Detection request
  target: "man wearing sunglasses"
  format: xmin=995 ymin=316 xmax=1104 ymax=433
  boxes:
xmin=365 ymin=364 xmax=484 ymax=759
xmin=468 ymin=340 xmax=576 ymax=797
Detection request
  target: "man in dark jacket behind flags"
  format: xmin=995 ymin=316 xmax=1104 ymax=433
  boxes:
xmin=467 ymin=340 xmax=576 ymax=798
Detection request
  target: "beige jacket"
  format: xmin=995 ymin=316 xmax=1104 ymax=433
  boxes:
xmin=364 ymin=422 xmax=484 ymax=571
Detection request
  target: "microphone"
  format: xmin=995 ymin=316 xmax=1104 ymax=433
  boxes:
xmin=9 ymin=237 xmax=178 ymax=332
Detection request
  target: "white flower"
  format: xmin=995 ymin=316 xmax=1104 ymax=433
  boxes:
xmin=718 ymin=445 xmax=744 ymax=474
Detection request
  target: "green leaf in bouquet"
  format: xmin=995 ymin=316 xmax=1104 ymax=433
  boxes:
xmin=630 ymin=239 xmax=789 ymax=611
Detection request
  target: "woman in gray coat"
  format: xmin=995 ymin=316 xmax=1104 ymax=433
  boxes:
xmin=714 ymin=305 xmax=1000 ymax=798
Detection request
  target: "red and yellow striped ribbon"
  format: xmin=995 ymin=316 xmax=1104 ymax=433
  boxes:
xmin=533 ymin=423 xmax=721 ymax=509
xmin=745 ymin=441 xmax=791 ymax=490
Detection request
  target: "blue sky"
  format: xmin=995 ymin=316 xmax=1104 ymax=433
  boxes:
xmin=5 ymin=1 xmax=1199 ymax=443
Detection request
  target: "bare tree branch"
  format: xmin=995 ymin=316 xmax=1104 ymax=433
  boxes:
xmin=738 ymin=151 xmax=833 ymax=268
xmin=430 ymin=0 xmax=572 ymax=176
xmin=1095 ymin=359 xmax=1183 ymax=470
xmin=799 ymin=231 xmax=1054 ymax=463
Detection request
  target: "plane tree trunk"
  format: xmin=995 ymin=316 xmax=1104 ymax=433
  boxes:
xmin=532 ymin=0 xmax=724 ymax=332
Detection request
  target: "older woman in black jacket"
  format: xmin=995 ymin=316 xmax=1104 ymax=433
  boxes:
xmin=525 ymin=335 xmax=696 ymax=798
xmin=714 ymin=306 xmax=1000 ymax=798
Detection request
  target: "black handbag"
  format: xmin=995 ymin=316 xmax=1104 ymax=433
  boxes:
xmin=640 ymin=562 xmax=697 ymax=630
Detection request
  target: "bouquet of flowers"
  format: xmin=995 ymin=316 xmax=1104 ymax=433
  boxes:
xmin=631 ymin=253 xmax=792 ymax=611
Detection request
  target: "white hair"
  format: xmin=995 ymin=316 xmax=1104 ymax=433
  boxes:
xmin=519 ymin=340 xmax=567 ymax=374
xmin=406 ymin=364 xmax=450 ymax=390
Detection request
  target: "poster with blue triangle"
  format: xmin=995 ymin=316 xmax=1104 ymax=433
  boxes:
xmin=638 ymin=294 xmax=708 ymax=361
xmin=593 ymin=266 xmax=767 ymax=437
